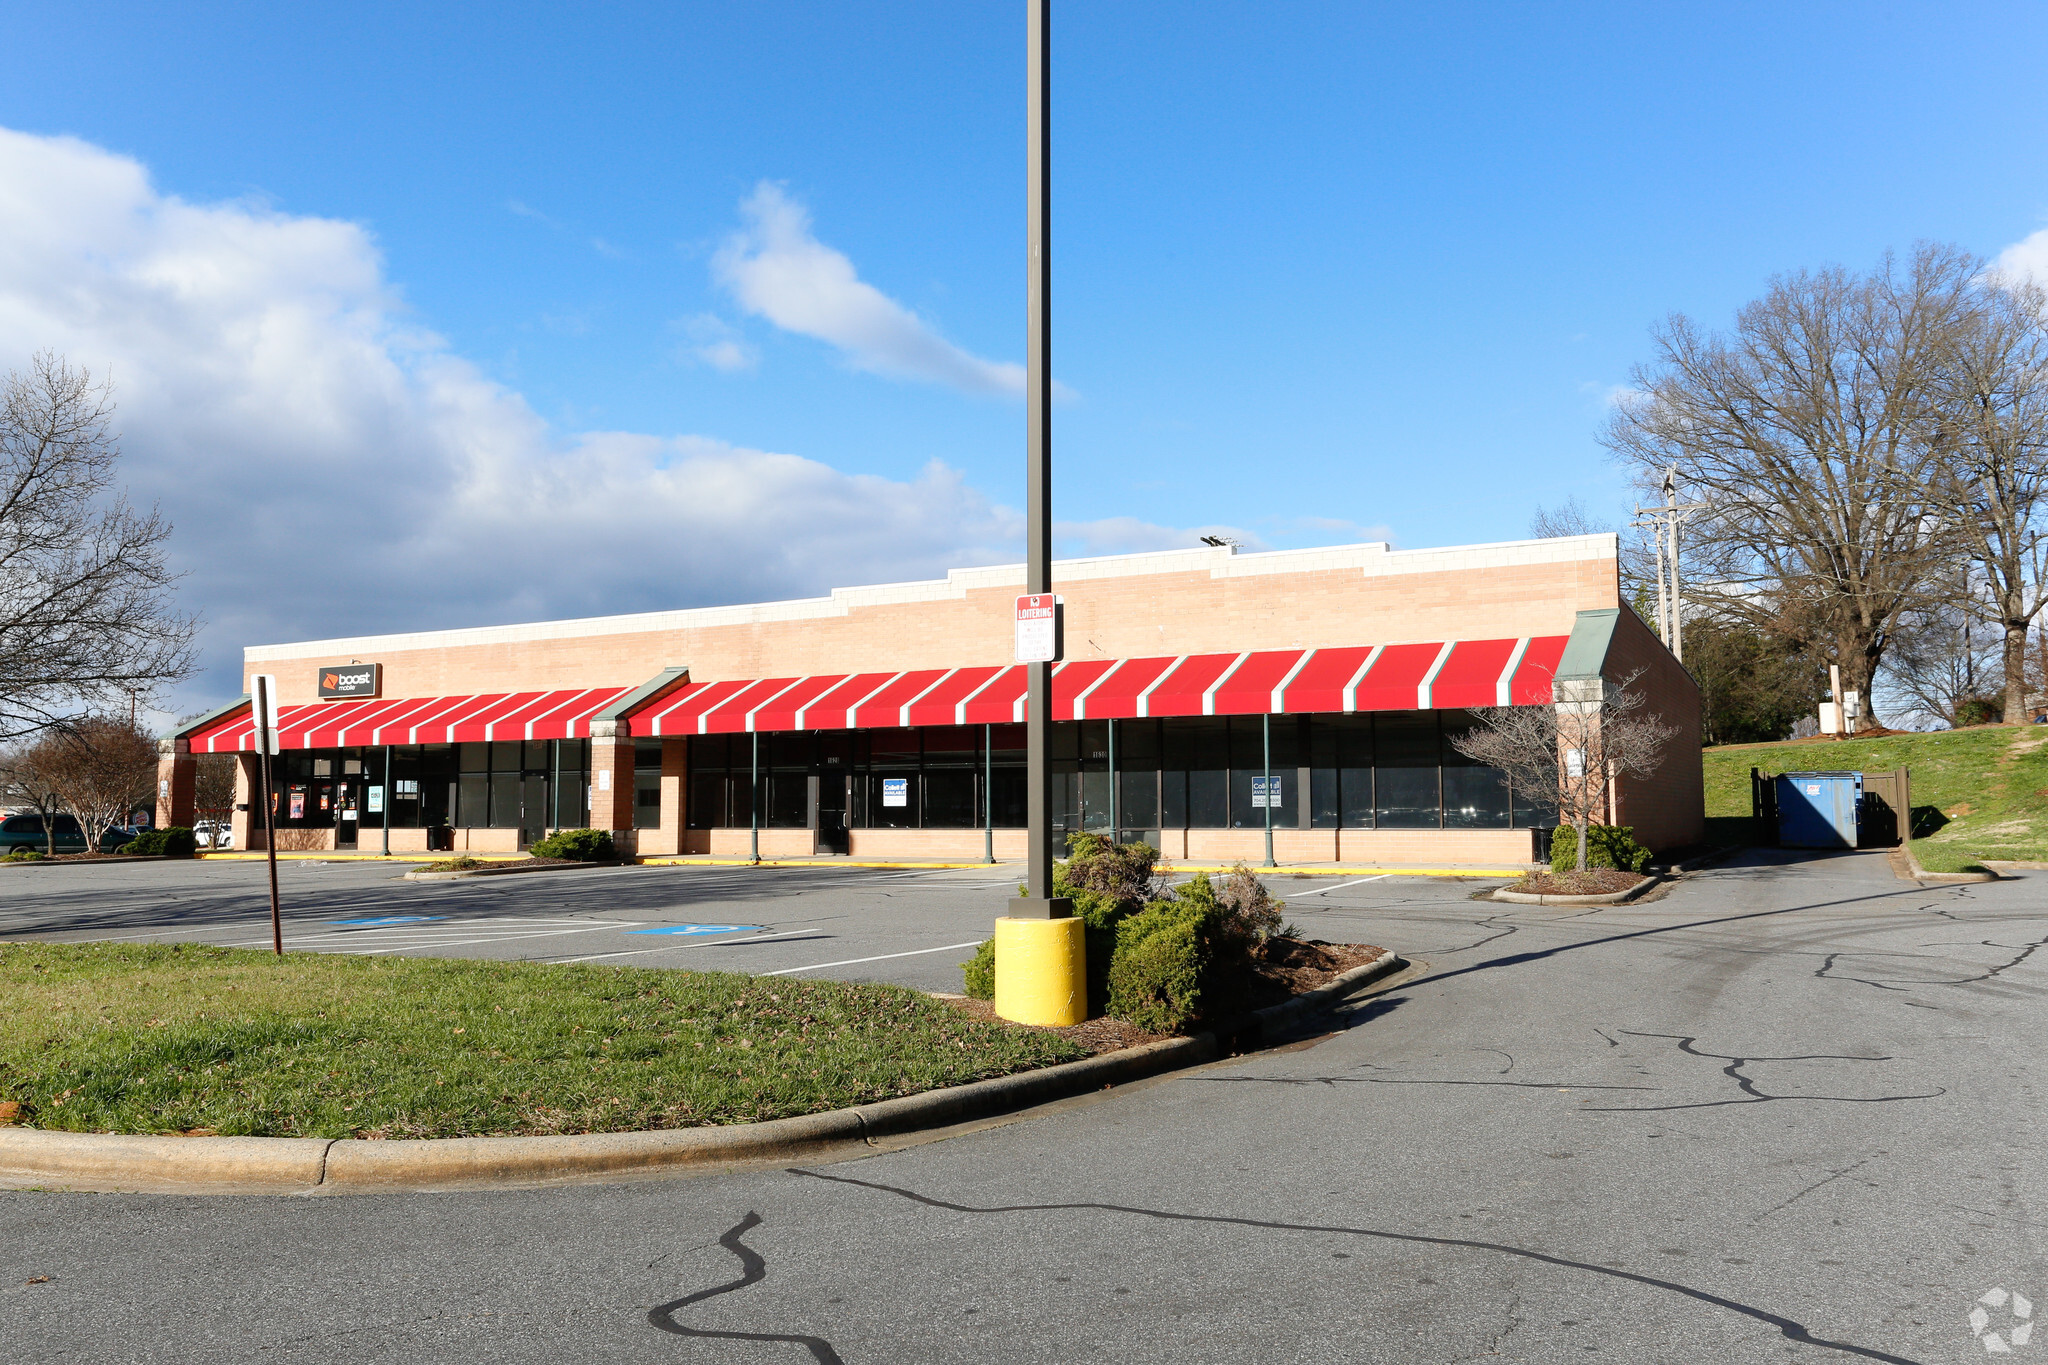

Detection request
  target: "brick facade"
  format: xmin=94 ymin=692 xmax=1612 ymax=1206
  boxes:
xmin=175 ymin=534 xmax=1702 ymax=863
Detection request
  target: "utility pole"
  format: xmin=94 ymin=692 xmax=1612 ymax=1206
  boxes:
xmin=993 ymin=0 xmax=1083 ymax=1028
xmin=1633 ymin=465 xmax=1707 ymax=663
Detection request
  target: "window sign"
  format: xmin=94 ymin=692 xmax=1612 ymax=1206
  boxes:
xmin=289 ymin=789 xmax=306 ymax=820
xmin=883 ymin=778 xmax=909 ymax=807
xmin=313 ymin=759 xmax=332 ymax=778
xmin=1251 ymin=775 xmax=1283 ymax=808
xmin=1014 ymin=594 xmax=1062 ymax=663
xmin=368 ymin=786 xmax=385 ymax=814
xmin=395 ymin=779 xmax=419 ymax=796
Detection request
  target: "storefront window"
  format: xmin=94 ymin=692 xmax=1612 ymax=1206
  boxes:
xmin=1373 ymin=713 xmax=1441 ymax=828
xmin=1440 ymin=711 xmax=1511 ymax=828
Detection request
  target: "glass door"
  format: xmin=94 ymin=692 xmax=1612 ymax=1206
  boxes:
xmin=520 ymin=773 xmax=548 ymax=848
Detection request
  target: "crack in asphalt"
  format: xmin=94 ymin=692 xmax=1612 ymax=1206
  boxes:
xmin=788 ymin=1169 xmax=1928 ymax=1364
xmin=647 ymin=1212 xmax=844 ymax=1363
xmin=1753 ymin=1155 xmax=1884 ymax=1222
xmin=1815 ymin=934 xmax=2048 ymax=994
xmin=1582 ymin=1033 xmax=1946 ymax=1113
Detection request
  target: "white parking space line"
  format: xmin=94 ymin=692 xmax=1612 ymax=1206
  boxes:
xmin=216 ymin=918 xmax=639 ymax=951
xmin=1289 ymin=874 xmax=1394 ymax=897
xmin=764 ymin=940 xmax=985 ymax=976
xmin=551 ymin=927 xmax=821 ymax=965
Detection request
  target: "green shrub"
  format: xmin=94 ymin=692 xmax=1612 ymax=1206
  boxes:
xmin=528 ymin=828 xmax=616 ymax=861
xmin=1106 ymin=901 xmax=1207 ymax=1033
xmin=1952 ymin=696 xmax=2004 ymax=728
xmin=962 ymin=939 xmax=996 ymax=999
xmin=3 ymin=848 xmax=44 ymax=862
xmin=125 ymin=827 xmax=197 ymax=858
xmin=425 ymin=856 xmax=484 ymax=872
xmin=967 ymin=838 xmax=1274 ymax=1032
xmin=1548 ymin=824 xmax=1652 ymax=873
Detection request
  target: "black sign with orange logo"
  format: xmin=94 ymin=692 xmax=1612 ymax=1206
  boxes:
xmin=318 ymin=663 xmax=382 ymax=699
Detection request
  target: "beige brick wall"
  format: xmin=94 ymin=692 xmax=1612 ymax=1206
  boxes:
xmin=240 ymin=540 xmax=1622 ymax=701
xmin=1602 ymin=604 xmax=1705 ymax=851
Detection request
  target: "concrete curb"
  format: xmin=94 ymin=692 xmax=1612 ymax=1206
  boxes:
xmin=1893 ymin=845 xmax=1998 ymax=884
xmin=1490 ymin=877 xmax=1654 ymax=906
xmin=2 ymin=855 xmax=174 ymax=868
xmin=402 ymin=860 xmax=625 ymax=882
xmin=1241 ymin=949 xmax=1403 ymax=1035
xmin=0 ymin=951 xmax=1400 ymax=1195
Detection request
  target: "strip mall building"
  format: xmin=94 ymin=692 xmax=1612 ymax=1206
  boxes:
xmin=159 ymin=534 xmax=1703 ymax=865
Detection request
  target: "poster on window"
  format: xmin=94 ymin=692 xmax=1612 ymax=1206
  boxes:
xmin=289 ymin=789 xmax=305 ymax=820
xmin=882 ymin=778 xmax=908 ymax=807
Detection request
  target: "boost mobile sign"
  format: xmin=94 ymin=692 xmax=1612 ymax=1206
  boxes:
xmin=319 ymin=663 xmax=382 ymax=699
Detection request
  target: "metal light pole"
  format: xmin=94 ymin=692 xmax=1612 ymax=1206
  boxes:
xmin=993 ymin=0 xmax=1083 ymax=1027
xmin=1020 ymin=0 xmax=1060 ymax=916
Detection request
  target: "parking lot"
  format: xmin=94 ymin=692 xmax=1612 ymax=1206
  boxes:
xmin=0 ymin=859 xmax=1510 ymax=993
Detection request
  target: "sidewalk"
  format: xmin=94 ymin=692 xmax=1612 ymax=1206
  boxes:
xmin=196 ymin=851 xmax=1526 ymax=877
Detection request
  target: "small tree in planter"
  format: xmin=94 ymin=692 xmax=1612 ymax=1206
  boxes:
xmin=1450 ymin=668 xmax=1677 ymax=872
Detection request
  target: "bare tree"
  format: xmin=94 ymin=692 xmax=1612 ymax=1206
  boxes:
xmin=1603 ymin=245 xmax=1979 ymax=730
xmin=1881 ymin=582 xmax=2005 ymax=728
xmin=1920 ymin=272 xmax=2048 ymax=725
xmin=0 ymin=717 xmax=156 ymax=852
xmin=0 ymin=353 xmax=196 ymax=741
xmin=1450 ymin=670 xmax=1678 ymax=870
xmin=194 ymin=753 xmax=238 ymax=839
xmin=0 ymin=736 xmax=68 ymax=856
xmin=1530 ymin=497 xmax=1608 ymax=539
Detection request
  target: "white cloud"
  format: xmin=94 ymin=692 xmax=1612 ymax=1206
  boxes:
xmin=713 ymin=182 xmax=1025 ymax=396
xmin=0 ymin=128 xmax=1203 ymax=713
xmin=1993 ymin=226 xmax=2048 ymax=286
xmin=675 ymin=312 xmax=758 ymax=372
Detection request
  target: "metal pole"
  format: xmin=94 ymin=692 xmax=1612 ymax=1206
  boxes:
xmin=1021 ymin=0 xmax=1060 ymax=914
xmin=1262 ymin=712 xmax=1275 ymax=867
xmin=1108 ymin=719 xmax=1118 ymax=841
xmin=750 ymin=730 xmax=760 ymax=863
xmin=984 ymin=723 xmax=995 ymax=864
xmin=253 ymin=675 xmax=283 ymax=957
xmin=381 ymin=744 xmax=392 ymax=856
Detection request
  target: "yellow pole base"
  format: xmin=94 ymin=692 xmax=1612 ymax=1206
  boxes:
xmin=993 ymin=915 xmax=1087 ymax=1027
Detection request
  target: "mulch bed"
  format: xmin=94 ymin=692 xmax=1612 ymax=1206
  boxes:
xmin=1512 ymin=868 xmax=1649 ymax=896
xmin=1244 ymin=937 xmax=1384 ymax=1010
xmin=939 ymin=936 xmax=1385 ymax=1055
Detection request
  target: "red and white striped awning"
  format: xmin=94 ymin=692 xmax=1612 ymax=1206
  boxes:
xmin=184 ymin=687 xmax=632 ymax=753
xmin=633 ymin=637 xmax=1566 ymax=735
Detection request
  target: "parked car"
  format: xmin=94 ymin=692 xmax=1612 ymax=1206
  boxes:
xmin=0 ymin=813 xmax=139 ymax=855
xmin=193 ymin=820 xmax=234 ymax=850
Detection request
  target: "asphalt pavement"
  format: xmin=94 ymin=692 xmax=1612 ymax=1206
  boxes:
xmin=5 ymin=848 xmax=2043 ymax=1363
xmin=0 ymin=858 xmax=1489 ymax=993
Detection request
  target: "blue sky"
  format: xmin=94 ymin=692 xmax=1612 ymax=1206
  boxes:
xmin=6 ymin=2 xmax=2048 ymax=706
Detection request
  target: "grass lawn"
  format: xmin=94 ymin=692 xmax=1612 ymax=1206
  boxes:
xmin=0 ymin=943 xmax=1085 ymax=1140
xmin=1700 ymin=726 xmax=2048 ymax=874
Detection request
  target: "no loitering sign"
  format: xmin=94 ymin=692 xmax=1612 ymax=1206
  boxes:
xmin=1014 ymin=594 xmax=1063 ymax=664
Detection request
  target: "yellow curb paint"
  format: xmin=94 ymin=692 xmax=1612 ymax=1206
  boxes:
xmin=992 ymin=915 xmax=1086 ymax=1027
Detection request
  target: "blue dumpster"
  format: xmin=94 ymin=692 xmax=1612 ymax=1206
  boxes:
xmin=1776 ymin=771 xmax=1862 ymax=848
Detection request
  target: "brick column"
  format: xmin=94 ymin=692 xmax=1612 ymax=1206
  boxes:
xmin=588 ymin=720 xmax=636 ymax=851
xmin=155 ymin=738 xmax=196 ymax=830
xmin=641 ymin=736 xmax=688 ymax=857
